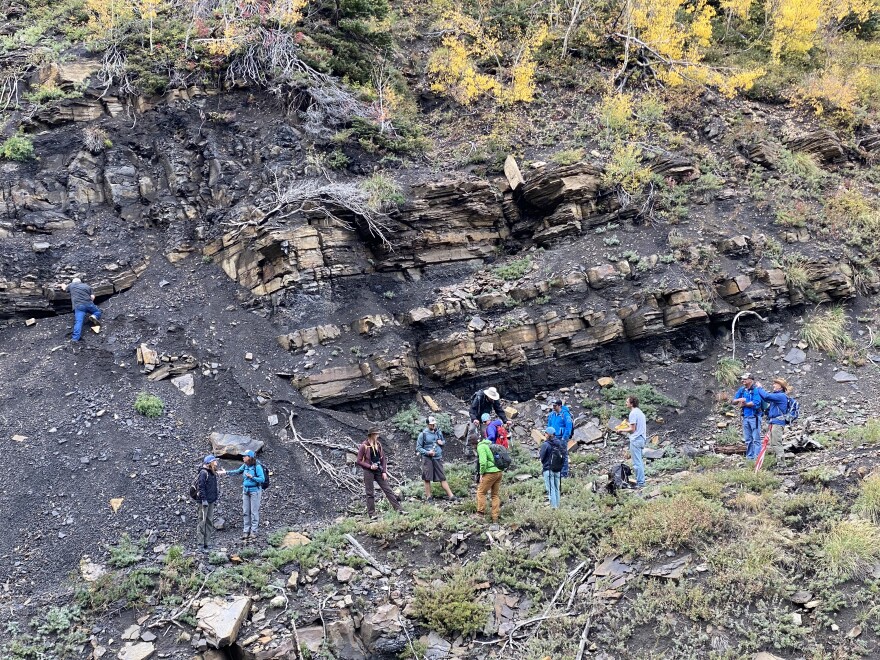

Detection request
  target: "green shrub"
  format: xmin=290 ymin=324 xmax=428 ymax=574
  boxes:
xmin=391 ymin=404 xmax=453 ymax=440
xmin=714 ymin=357 xmax=743 ymax=387
xmin=550 ymin=147 xmax=584 ymax=165
xmin=24 ymin=82 xmax=74 ymax=105
xmin=820 ymin=520 xmax=880 ymax=582
xmin=360 ymin=172 xmax=405 ymax=211
xmin=0 ymin=135 xmax=34 ymax=161
xmin=134 ymin=392 xmax=164 ymax=418
xmin=845 ymin=419 xmax=880 ymax=444
xmin=107 ymin=533 xmax=145 ymax=568
xmin=412 ymin=570 xmax=491 ymax=636
xmin=778 ymin=149 xmax=824 ymax=190
xmin=801 ymin=306 xmax=852 ymax=354
xmin=493 ymin=257 xmax=532 ymax=281
xmin=601 ymin=384 xmax=679 ymax=420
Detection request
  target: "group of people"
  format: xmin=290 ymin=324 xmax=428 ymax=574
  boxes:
xmin=733 ymin=372 xmax=795 ymax=466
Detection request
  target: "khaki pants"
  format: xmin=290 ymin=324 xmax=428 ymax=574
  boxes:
xmin=476 ymin=472 xmax=503 ymax=521
xmin=769 ymin=424 xmax=786 ymax=464
xmin=196 ymin=503 xmax=215 ymax=548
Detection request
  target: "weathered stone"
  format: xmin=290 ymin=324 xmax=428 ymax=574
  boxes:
xmin=279 ymin=531 xmax=311 ymax=549
xmin=116 ymin=642 xmax=154 ymax=660
xmin=520 ymin=162 xmax=602 ymax=209
xmin=171 ymin=373 xmax=195 ymax=396
xmin=834 ymin=371 xmax=857 ymax=383
xmin=337 ymin=566 xmax=355 ymax=583
xmin=597 ymin=377 xmax=615 ymax=388
xmin=504 ymin=155 xmax=525 ymax=191
xmin=360 ymin=603 xmax=402 ymax=648
xmin=785 ymin=128 xmax=845 ymax=163
xmin=196 ymin=596 xmax=252 ymax=648
xmin=573 ymin=423 xmax=603 ymax=444
xmin=209 ymin=433 xmax=264 ymax=458
xmin=783 ymin=348 xmax=806 ymax=365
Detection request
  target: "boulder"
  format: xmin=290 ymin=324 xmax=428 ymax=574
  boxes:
xmin=171 ymin=373 xmax=195 ymax=396
xmin=279 ymin=531 xmax=311 ymax=549
xmin=783 ymin=348 xmax=806 ymax=365
xmin=116 ymin=642 xmax=154 ymax=660
xmin=360 ymin=603 xmax=402 ymax=649
xmin=196 ymin=596 xmax=252 ymax=647
xmin=421 ymin=631 xmax=452 ymax=660
xmin=573 ymin=423 xmax=603 ymax=444
xmin=209 ymin=433 xmax=264 ymax=458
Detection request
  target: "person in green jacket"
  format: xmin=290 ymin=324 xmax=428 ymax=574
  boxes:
xmin=475 ymin=438 xmax=502 ymax=522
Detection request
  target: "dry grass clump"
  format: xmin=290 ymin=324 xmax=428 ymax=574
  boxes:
xmin=853 ymin=474 xmax=880 ymax=523
xmin=801 ymin=306 xmax=851 ymax=354
xmin=820 ymin=519 xmax=880 ymax=582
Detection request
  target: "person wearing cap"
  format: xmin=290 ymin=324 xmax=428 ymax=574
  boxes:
xmin=539 ymin=427 xmax=565 ymax=509
xmin=616 ymin=395 xmax=647 ymax=489
xmin=356 ymin=429 xmax=406 ymax=518
xmin=475 ymin=432 xmax=503 ymax=522
xmin=485 ymin=416 xmax=509 ymax=449
xmin=196 ymin=455 xmax=221 ymax=552
xmin=755 ymin=378 xmax=792 ymax=467
xmin=469 ymin=387 xmax=507 ymax=429
xmin=61 ymin=277 xmax=103 ymax=342
xmin=733 ymin=372 xmax=763 ymax=460
xmin=225 ymin=450 xmax=265 ymax=541
xmin=416 ymin=417 xmax=456 ymax=501
xmin=547 ymin=399 xmax=573 ymax=477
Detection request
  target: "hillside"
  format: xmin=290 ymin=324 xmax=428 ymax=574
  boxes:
xmin=3 ymin=0 xmax=880 ymax=657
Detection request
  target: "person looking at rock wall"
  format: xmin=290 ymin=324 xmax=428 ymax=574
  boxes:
xmin=61 ymin=276 xmax=103 ymax=342
xmin=469 ymin=387 xmax=507 ymax=429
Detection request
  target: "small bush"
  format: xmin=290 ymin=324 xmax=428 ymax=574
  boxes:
xmin=853 ymin=475 xmax=880 ymax=523
xmin=783 ymin=255 xmax=814 ymax=291
xmin=493 ymin=257 xmax=532 ymax=281
xmin=802 ymin=466 xmax=839 ymax=485
xmin=845 ymin=419 xmax=880 ymax=444
xmin=601 ymin=143 xmax=656 ymax=197
xmin=391 ymin=404 xmax=453 ymax=440
xmin=134 ymin=392 xmax=164 ymax=418
xmin=820 ymin=519 xmax=880 ymax=582
xmin=778 ymin=149 xmax=824 ymax=190
xmin=801 ymin=306 xmax=852 ymax=354
xmin=714 ymin=357 xmax=743 ymax=387
xmin=598 ymin=92 xmax=634 ymax=138
xmin=107 ymin=533 xmax=144 ymax=568
xmin=550 ymin=147 xmax=584 ymax=165
xmin=412 ymin=570 xmax=491 ymax=637
xmin=83 ymin=127 xmax=110 ymax=154
xmin=601 ymin=384 xmax=679 ymax=420
xmin=25 ymin=82 xmax=73 ymax=105
xmin=361 ymin=172 xmax=405 ymax=211
xmin=0 ymin=135 xmax=34 ymax=161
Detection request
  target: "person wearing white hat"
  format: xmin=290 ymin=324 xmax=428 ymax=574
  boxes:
xmin=469 ymin=386 xmax=508 ymax=429
xmin=416 ymin=416 xmax=456 ymax=501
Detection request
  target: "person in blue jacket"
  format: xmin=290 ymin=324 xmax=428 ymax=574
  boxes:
xmin=755 ymin=377 xmax=791 ymax=467
xmin=225 ymin=450 xmax=265 ymax=541
xmin=733 ymin=372 xmax=763 ymax=460
xmin=547 ymin=399 xmax=573 ymax=477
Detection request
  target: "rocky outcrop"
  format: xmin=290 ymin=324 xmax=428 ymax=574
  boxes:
xmin=785 ymin=129 xmax=845 ymax=163
xmin=196 ymin=596 xmax=252 ymax=648
xmin=294 ymin=351 xmax=419 ymax=406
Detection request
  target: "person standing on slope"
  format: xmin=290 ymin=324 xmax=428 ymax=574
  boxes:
xmin=225 ymin=450 xmax=265 ymax=541
xmin=733 ymin=372 xmax=763 ymax=460
xmin=469 ymin=387 xmax=507 ymax=430
xmin=755 ymin=378 xmax=792 ymax=467
xmin=539 ymin=427 xmax=565 ymax=509
xmin=547 ymin=399 xmax=573 ymax=477
xmin=416 ymin=416 xmax=456 ymax=501
xmin=196 ymin=455 xmax=220 ymax=552
xmin=617 ymin=396 xmax=647 ymax=489
xmin=357 ymin=429 xmax=406 ymax=519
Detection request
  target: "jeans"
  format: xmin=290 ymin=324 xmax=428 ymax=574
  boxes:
xmin=542 ymin=470 xmax=561 ymax=509
xmin=72 ymin=303 xmax=102 ymax=341
xmin=242 ymin=489 xmax=262 ymax=534
xmin=197 ymin=503 xmax=215 ymax=548
xmin=629 ymin=435 xmax=646 ymax=487
xmin=476 ymin=471 xmax=503 ymax=521
xmin=561 ymin=448 xmax=570 ymax=478
xmin=743 ymin=415 xmax=762 ymax=460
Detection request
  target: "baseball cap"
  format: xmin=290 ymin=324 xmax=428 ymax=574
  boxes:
xmin=545 ymin=426 xmax=556 ymax=435
xmin=553 ymin=399 xmax=563 ymax=406
xmin=481 ymin=413 xmax=491 ymax=422
xmin=203 ymin=454 xmax=217 ymax=464
xmin=427 ymin=416 xmax=437 ymax=425
xmin=242 ymin=450 xmax=256 ymax=458
xmin=740 ymin=372 xmax=752 ymax=380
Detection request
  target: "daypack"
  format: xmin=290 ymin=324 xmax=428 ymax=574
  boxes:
xmin=189 ymin=469 xmax=204 ymax=501
xmin=549 ymin=443 xmax=565 ymax=472
xmin=782 ymin=396 xmax=800 ymax=424
xmin=611 ymin=463 xmax=633 ymax=489
xmin=257 ymin=461 xmax=271 ymax=490
xmin=490 ymin=444 xmax=512 ymax=471
xmin=494 ymin=425 xmax=510 ymax=448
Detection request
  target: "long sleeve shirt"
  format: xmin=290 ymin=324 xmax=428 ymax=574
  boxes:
xmin=356 ymin=440 xmax=387 ymax=473
xmin=416 ymin=428 xmax=445 ymax=458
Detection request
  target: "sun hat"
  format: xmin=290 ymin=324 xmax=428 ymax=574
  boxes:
xmin=772 ymin=377 xmax=789 ymax=391
xmin=484 ymin=387 xmax=500 ymax=401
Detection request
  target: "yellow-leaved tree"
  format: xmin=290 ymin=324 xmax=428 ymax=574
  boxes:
xmin=769 ymin=0 xmax=879 ymax=60
xmin=85 ymin=0 xmax=135 ymax=43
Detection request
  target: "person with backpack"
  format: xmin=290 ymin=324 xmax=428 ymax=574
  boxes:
xmin=539 ymin=427 xmax=565 ymax=509
xmin=475 ymin=435 xmax=504 ymax=522
xmin=357 ymin=429 xmax=407 ymax=519
xmin=547 ymin=399 xmax=573 ymax=477
xmin=486 ymin=417 xmax=510 ymax=449
xmin=733 ymin=372 xmax=763 ymax=460
xmin=616 ymin=395 xmax=647 ymax=489
xmin=469 ymin=387 xmax=507 ymax=433
xmin=417 ymin=417 xmax=456 ymax=501
xmin=195 ymin=455 xmax=220 ymax=552
xmin=755 ymin=378 xmax=794 ymax=467
xmin=225 ymin=450 xmax=265 ymax=541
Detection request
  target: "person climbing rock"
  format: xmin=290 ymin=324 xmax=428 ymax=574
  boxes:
xmin=62 ymin=277 xmax=102 ymax=342
xmin=539 ymin=427 xmax=565 ymax=509
xmin=196 ymin=455 xmax=220 ymax=552
xmin=357 ymin=429 xmax=406 ymax=519
xmin=225 ymin=450 xmax=265 ymax=541
xmin=733 ymin=372 xmax=763 ymax=460
xmin=755 ymin=378 xmax=792 ymax=467
xmin=416 ymin=416 xmax=456 ymax=501
xmin=475 ymin=435 xmax=503 ymax=523
xmin=617 ymin=396 xmax=647 ymax=489
xmin=469 ymin=387 xmax=507 ymax=428
xmin=547 ymin=399 xmax=573 ymax=477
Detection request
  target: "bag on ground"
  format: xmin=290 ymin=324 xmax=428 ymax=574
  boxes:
xmin=611 ymin=463 xmax=633 ymax=489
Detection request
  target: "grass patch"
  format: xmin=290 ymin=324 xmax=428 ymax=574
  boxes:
xmin=845 ymin=419 xmax=880 ymax=444
xmin=360 ymin=172 xmax=405 ymax=211
xmin=820 ymin=520 xmax=880 ymax=582
xmin=600 ymin=384 xmax=679 ymax=420
xmin=412 ymin=567 xmax=491 ymax=637
xmin=801 ymin=306 xmax=852 ymax=354
xmin=550 ymin=147 xmax=585 ymax=165
xmin=714 ymin=357 xmax=743 ymax=387
xmin=713 ymin=468 xmax=781 ymax=494
xmin=493 ymin=257 xmax=532 ymax=281
xmin=645 ymin=455 xmax=691 ymax=476
xmin=708 ymin=521 xmax=791 ymax=601
xmin=853 ymin=475 xmax=880 ymax=524
xmin=778 ymin=148 xmax=824 ymax=191
xmin=802 ymin=465 xmax=838 ymax=485
xmin=107 ymin=533 xmax=145 ymax=568
xmin=134 ymin=392 xmax=164 ymax=418
xmin=391 ymin=403 xmax=453 ymax=440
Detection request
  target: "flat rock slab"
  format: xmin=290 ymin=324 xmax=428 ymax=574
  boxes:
xmin=171 ymin=373 xmax=194 ymax=395
xmin=573 ymin=423 xmax=603 ymax=444
xmin=210 ymin=432 xmax=264 ymax=458
xmin=783 ymin=348 xmax=806 ymax=365
xmin=834 ymin=371 xmax=858 ymax=383
xmin=594 ymin=556 xmax=634 ymax=579
xmin=643 ymin=447 xmax=665 ymax=460
xmin=116 ymin=642 xmax=155 ymax=660
xmin=197 ymin=595 xmax=252 ymax=647
xmin=279 ymin=531 xmax=311 ymax=549
xmin=645 ymin=554 xmax=691 ymax=579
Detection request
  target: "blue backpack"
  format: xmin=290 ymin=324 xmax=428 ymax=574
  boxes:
xmin=782 ymin=396 xmax=800 ymax=424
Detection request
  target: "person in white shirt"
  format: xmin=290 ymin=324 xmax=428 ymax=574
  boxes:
xmin=618 ymin=396 xmax=647 ymax=489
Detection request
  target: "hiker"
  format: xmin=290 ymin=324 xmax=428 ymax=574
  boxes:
xmin=471 ymin=412 xmax=492 ymax=482
xmin=539 ymin=427 xmax=565 ymax=509
xmin=226 ymin=450 xmax=265 ymax=541
xmin=196 ymin=455 xmax=220 ymax=552
xmin=356 ymin=429 xmax=406 ymax=519
xmin=416 ymin=416 xmax=456 ymax=501
xmin=486 ymin=417 xmax=509 ymax=449
xmin=617 ymin=396 xmax=647 ymax=489
xmin=756 ymin=378 xmax=792 ymax=467
xmin=733 ymin=372 xmax=763 ymax=460
xmin=61 ymin=277 xmax=102 ymax=342
xmin=547 ymin=399 xmax=573 ymax=477
xmin=475 ymin=434 xmax=503 ymax=522
xmin=469 ymin=387 xmax=507 ymax=429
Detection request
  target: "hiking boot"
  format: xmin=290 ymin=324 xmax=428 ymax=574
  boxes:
xmin=240 ymin=533 xmax=249 ymax=541
xmin=368 ymin=513 xmax=378 ymax=520
xmin=446 ymin=495 xmax=458 ymax=502
xmin=397 ymin=509 xmax=409 ymax=516
xmin=88 ymin=314 xmax=99 ymax=325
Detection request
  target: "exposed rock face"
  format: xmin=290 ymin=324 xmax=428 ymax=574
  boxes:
xmin=196 ymin=595 xmax=252 ymax=648
xmin=294 ymin=351 xmax=419 ymax=406
xmin=785 ymin=129 xmax=845 ymax=163
xmin=209 ymin=433 xmax=264 ymax=458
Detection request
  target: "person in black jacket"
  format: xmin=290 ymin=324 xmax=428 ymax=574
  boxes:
xmin=469 ymin=387 xmax=507 ymax=429
xmin=196 ymin=455 xmax=220 ymax=552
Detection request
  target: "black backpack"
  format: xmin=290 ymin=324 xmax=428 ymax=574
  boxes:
xmin=189 ymin=469 xmax=204 ymax=501
xmin=549 ymin=442 xmax=565 ymax=473
xmin=491 ymin=445 xmax=512 ymax=471
xmin=611 ymin=463 xmax=633 ymax=489
xmin=257 ymin=461 xmax=270 ymax=490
